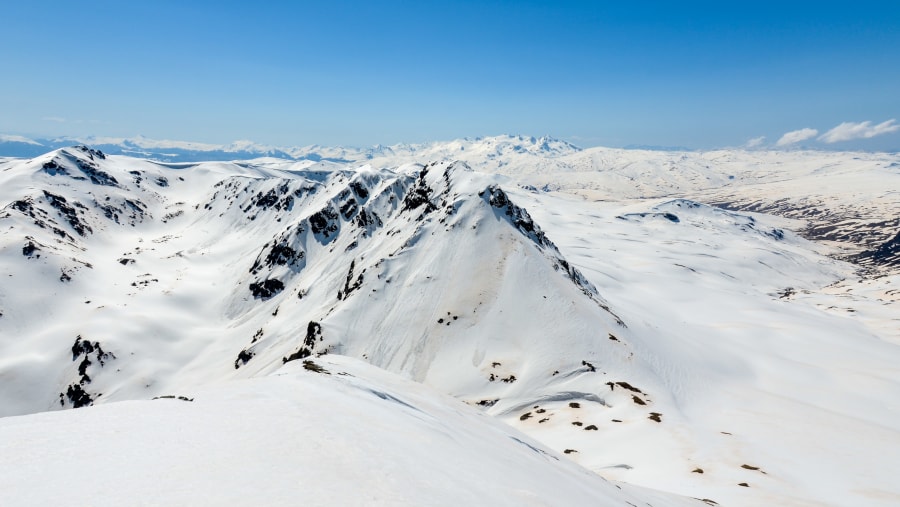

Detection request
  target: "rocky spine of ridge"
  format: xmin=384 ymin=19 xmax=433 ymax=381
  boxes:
xmin=0 ymin=150 xmax=637 ymax=419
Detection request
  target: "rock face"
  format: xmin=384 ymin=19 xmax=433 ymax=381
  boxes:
xmin=855 ymin=231 xmax=900 ymax=267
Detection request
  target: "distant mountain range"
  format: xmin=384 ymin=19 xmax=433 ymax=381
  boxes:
xmin=0 ymin=133 xmax=582 ymax=163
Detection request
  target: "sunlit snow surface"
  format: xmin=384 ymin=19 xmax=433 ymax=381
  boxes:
xmin=0 ymin=356 xmax=700 ymax=506
xmin=1 ymin=139 xmax=899 ymax=506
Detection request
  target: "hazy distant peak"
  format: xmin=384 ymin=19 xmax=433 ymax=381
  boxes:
xmin=0 ymin=133 xmax=582 ymax=163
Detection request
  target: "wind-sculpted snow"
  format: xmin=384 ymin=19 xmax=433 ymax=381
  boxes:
xmin=0 ymin=145 xmax=898 ymax=507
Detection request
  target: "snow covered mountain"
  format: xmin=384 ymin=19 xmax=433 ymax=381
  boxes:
xmin=0 ymin=133 xmax=581 ymax=163
xmin=1 ymin=141 xmax=899 ymax=506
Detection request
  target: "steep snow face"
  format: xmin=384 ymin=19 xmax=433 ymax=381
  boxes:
xmin=0 ymin=355 xmax=701 ymax=507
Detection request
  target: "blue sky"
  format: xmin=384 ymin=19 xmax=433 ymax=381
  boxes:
xmin=2 ymin=1 xmax=899 ymax=149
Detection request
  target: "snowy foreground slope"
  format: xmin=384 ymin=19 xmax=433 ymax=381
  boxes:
xmin=1 ymin=139 xmax=899 ymax=506
xmin=0 ymin=356 xmax=698 ymax=507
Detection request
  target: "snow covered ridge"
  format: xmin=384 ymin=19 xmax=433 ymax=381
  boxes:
xmin=0 ymin=146 xmax=629 ymax=415
xmin=1 ymin=145 xmax=899 ymax=507
xmin=0 ymin=133 xmax=581 ymax=162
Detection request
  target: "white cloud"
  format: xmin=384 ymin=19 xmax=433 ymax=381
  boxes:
xmin=0 ymin=134 xmax=42 ymax=145
xmin=744 ymin=136 xmax=766 ymax=148
xmin=776 ymin=128 xmax=818 ymax=147
xmin=42 ymin=116 xmax=67 ymax=123
xmin=818 ymin=119 xmax=900 ymax=143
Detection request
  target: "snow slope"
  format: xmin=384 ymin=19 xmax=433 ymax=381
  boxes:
xmin=1 ymin=140 xmax=899 ymax=507
xmin=0 ymin=355 xmax=701 ymax=506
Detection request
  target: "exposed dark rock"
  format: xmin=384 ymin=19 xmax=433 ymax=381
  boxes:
xmin=302 ymin=360 xmax=329 ymax=374
xmin=309 ymin=205 xmax=340 ymax=239
xmin=662 ymin=212 xmax=680 ymax=223
xmin=401 ymin=166 xmax=438 ymax=217
xmin=339 ymin=198 xmax=358 ymax=220
xmin=71 ymin=335 xmax=97 ymax=360
xmin=74 ymin=145 xmax=106 ymax=160
xmin=355 ymin=209 xmax=383 ymax=229
xmin=63 ymin=383 xmax=93 ymax=408
xmin=710 ymin=199 xmax=899 ymax=271
xmin=22 ymin=241 xmax=39 ymax=257
xmin=304 ymin=321 xmax=322 ymax=349
xmin=350 ymin=181 xmax=369 ymax=199
xmin=74 ymin=158 xmax=118 ymax=186
xmin=613 ymin=381 xmax=643 ymax=393
xmin=70 ymin=335 xmax=113 ymax=389
xmin=248 ymin=185 xmax=294 ymax=212
xmin=284 ymin=321 xmax=323 ymax=363
xmin=251 ymin=328 xmax=264 ymax=343
xmin=250 ymin=241 xmax=303 ymax=275
xmin=97 ymin=203 xmax=121 ymax=223
xmin=153 ymin=395 xmax=194 ymax=402
xmin=234 ymin=349 xmax=255 ymax=369
xmin=337 ymin=260 xmax=363 ymax=300
xmin=123 ymin=199 xmax=147 ymax=222
xmin=10 ymin=198 xmax=37 ymax=217
xmin=249 ymin=278 xmax=285 ymax=299
xmin=41 ymin=159 xmax=69 ymax=176
xmin=283 ymin=347 xmax=311 ymax=363
xmin=855 ymin=231 xmax=900 ymax=268
xmin=482 ymin=185 xmax=552 ymax=247
xmin=77 ymin=357 xmax=92 ymax=384
xmin=43 ymin=191 xmax=92 ymax=236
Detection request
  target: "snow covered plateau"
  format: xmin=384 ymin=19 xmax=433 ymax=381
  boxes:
xmin=0 ymin=136 xmax=898 ymax=506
